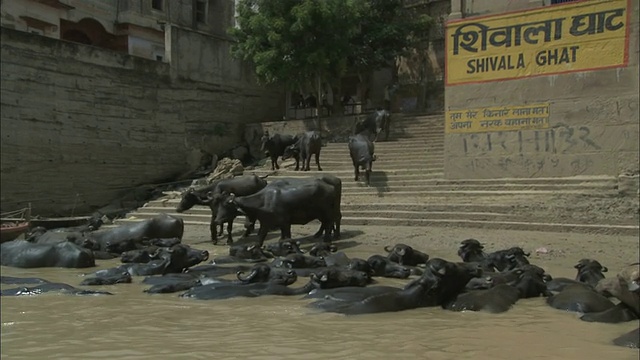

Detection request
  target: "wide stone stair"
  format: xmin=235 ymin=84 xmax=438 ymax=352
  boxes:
xmin=118 ymin=114 xmax=639 ymax=236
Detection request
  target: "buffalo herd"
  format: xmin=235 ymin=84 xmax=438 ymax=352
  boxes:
xmin=2 ymin=111 xmax=638 ymax=350
xmin=1 ymin=217 xmax=638 ymax=349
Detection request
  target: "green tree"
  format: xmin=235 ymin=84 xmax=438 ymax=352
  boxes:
xmin=230 ymin=0 xmax=432 ymax=115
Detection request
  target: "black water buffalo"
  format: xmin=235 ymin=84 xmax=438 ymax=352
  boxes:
xmin=89 ymin=214 xmax=184 ymax=253
xmin=180 ymin=269 xmax=309 ymax=300
xmin=612 ymin=327 xmax=640 ymax=348
xmin=546 ymin=258 xmax=608 ymax=292
xmin=264 ymin=240 xmax=304 ymax=257
xmin=1 ymin=282 xmax=112 ymax=297
xmin=311 ymin=258 xmax=484 ymax=315
xmin=80 ymin=271 xmax=133 ymax=286
xmin=1 ymin=276 xmax=49 ymax=285
xmin=261 ymin=131 xmax=298 ymax=170
xmin=384 ymin=244 xmax=430 ymax=266
xmin=282 ymin=131 xmax=323 ymax=171
xmin=354 ymin=110 xmax=391 ymax=142
xmin=176 ymin=175 xmax=268 ymax=244
xmin=214 ymin=176 xmax=342 ymax=246
xmin=348 ymin=133 xmax=375 ymax=186
xmin=546 ymin=284 xmax=616 ymax=313
xmin=447 ymin=284 xmax=522 ymax=313
xmin=1 ymin=239 xmax=95 ymax=268
xmin=235 ymin=263 xmax=297 ymax=284
xmin=486 ymin=247 xmax=530 ymax=271
xmin=121 ymin=247 xmax=160 ymax=263
xmin=25 ymin=226 xmax=96 ymax=250
xmin=308 ymin=242 xmax=337 ymax=257
xmin=366 ymin=255 xmax=411 ymax=279
xmin=228 ymin=243 xmax=271 ymax=261
xmin=309 ymin=268 xmax=372 ymax=289
xmin=88 ymin=244 xmax=209 ymax=278
xmin=275 ymin=253 xmax=326 ymax=269
xmin=304 ymin=285 xmax=401 ymax=303
xmin=581 ymin=267 xmax=640 ymax=324
xmin=457 ymin=238 xmax=487 ymax=262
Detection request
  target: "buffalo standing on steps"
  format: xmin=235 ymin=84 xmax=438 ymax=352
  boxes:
xmin=176 ymin=175 xmax=268 ymax=245
xmin=354 ymin=109 xmax=391 ymax=142
xmin=348 ymin=132 xmax=376 ymax=186
xmin=214 ymin=175 xmax=342 ymax=246
xmin=282 ymin=130 xmax=324 ymax=171
xmin=260 ymin=131 xmax=298 ymax=170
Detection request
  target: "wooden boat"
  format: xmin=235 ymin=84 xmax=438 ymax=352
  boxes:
xmin=0 ymin=205 xmax=31 ymax=243
xmin=30 ymin=216 xmax=90 ymax=230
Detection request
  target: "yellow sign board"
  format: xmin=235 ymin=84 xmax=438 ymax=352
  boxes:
xmin=446 ymin=103 xmax=550 ymax=133
xmin=445 ymin=0 xmax=631 ymax=85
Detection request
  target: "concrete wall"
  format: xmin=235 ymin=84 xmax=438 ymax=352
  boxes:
xmin=0 ymin=27 xmax=284 ymax=216
xmin=444 ymin=0 xmax=639 ymax=179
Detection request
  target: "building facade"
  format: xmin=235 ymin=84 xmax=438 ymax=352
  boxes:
xmin=1 ymin=0 xmax=237 ymax=61
xmin=0 ymin=0 xmax=286 ymax=216
xmin=443 ymin=0 xmax=639 ymax=179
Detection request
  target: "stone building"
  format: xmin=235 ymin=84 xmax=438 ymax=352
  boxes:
xmin=1 ymin=0 xmax=236 ymax=60
xmin=0 ymin=0 xmax=285 ymax=216
xmin=444 ymin=0 xmax=639 ymax=179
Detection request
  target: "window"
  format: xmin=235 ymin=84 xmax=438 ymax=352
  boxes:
xmin=156 ymin=55 xmax=163 ymax=61
xmin=195 ymin=0 xmax=207 ymax=23
xmin=152 ymin=0 xmax=163 ymax=11
xmin=550 ymin=0 xmax=578 ymax=4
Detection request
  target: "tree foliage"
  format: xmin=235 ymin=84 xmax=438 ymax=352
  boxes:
xmin=230 ymin=0 xmax=432 ymax=90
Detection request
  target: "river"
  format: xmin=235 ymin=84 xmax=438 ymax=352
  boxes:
xmin=2 ymin=225 xmax=638 ymax=359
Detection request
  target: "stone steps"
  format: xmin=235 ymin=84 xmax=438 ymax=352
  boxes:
xmin=114 ymin=214 xmax=639 ymax=236
xmin=113 ymin=113 xmax=638 ymax=236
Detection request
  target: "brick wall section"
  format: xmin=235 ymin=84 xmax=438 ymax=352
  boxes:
xmin=0 ymin=27 xmax=284 ymax=216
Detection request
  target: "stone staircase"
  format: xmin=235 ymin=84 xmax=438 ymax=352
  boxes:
xmin=118 ymin=114 xmax=639 ymax=236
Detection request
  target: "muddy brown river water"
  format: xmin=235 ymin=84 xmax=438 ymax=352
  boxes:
xmin=2 ymin=225 xmax=639 ymax=359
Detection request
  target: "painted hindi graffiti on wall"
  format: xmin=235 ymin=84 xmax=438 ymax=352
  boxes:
xmin=446 ymin=103 xmax=550 ymax=134
xmin=445 ymin=0 xmax=631 ymax=85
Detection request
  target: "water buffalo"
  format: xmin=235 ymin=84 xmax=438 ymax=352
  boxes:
xmin=308 ymin=242 xmax=337 ymax=257
xmin=179 ymin=269 xmax=308 ymax=300
xmin=281 ymin=130 xmax=323 ymax=171
xmin=121 ymin=247 xmax=160 ymax=263
xmin=89 ymin=214 xmax=184 ymax=253
xmin=354 ymin=109 xmax=391 ymax=142
xmin=457 ymin=238 xmax=487 ymax=262
xmin=612 ymin=327 xmax=640 ymax=348
xmin=228 ymin=243 xmax=271 ymax=261
xmin=311 ymin=258 xmax=483 ymax=315
xmin=582 ymin=266 xmax=640 ymax=324
xmin=274 ymin=253 xmax=326 ymax=269
xmin=304 ymin=286 xmax=401 ymax=302
xmin=1 ymin=282 xmax=112 ymax=296
xmin=447 ymin=284 xmax=522 ymax=313
xmin=214 ymin=176 xmax=342 ymax=246
xmin=384 ymin=243 xmax=430 ymax=266
xmin=260 ymin=131 xmax=298 ymax=170
xmin=485 ymin=247 xmax=531 ymax=271
xmin=264 ymin=240 xmax=305 ymax=257
xmin=88 ymin=244 xmax=209 ymax=278
xmin=309 ymin=268 xmax=372 ymax=289
xmin=546 ymin=258 xmax=608 ymax=292
xmin=80 ymin=272 xmax=133 ymax=286
xmin=546 ymin=284 xmax=616 ymax=313
xmin=366 ymin=255 xmax=411 ymax=279
xmin=1 ymin=239 xmax=95 ymax=268
xmin=348 ymin=133 xmax=375 ymax=186
xmin=176 ymin=175 xmax=268 ymax=244
xmin=235 ymin=263 xmax=297 ymax=284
